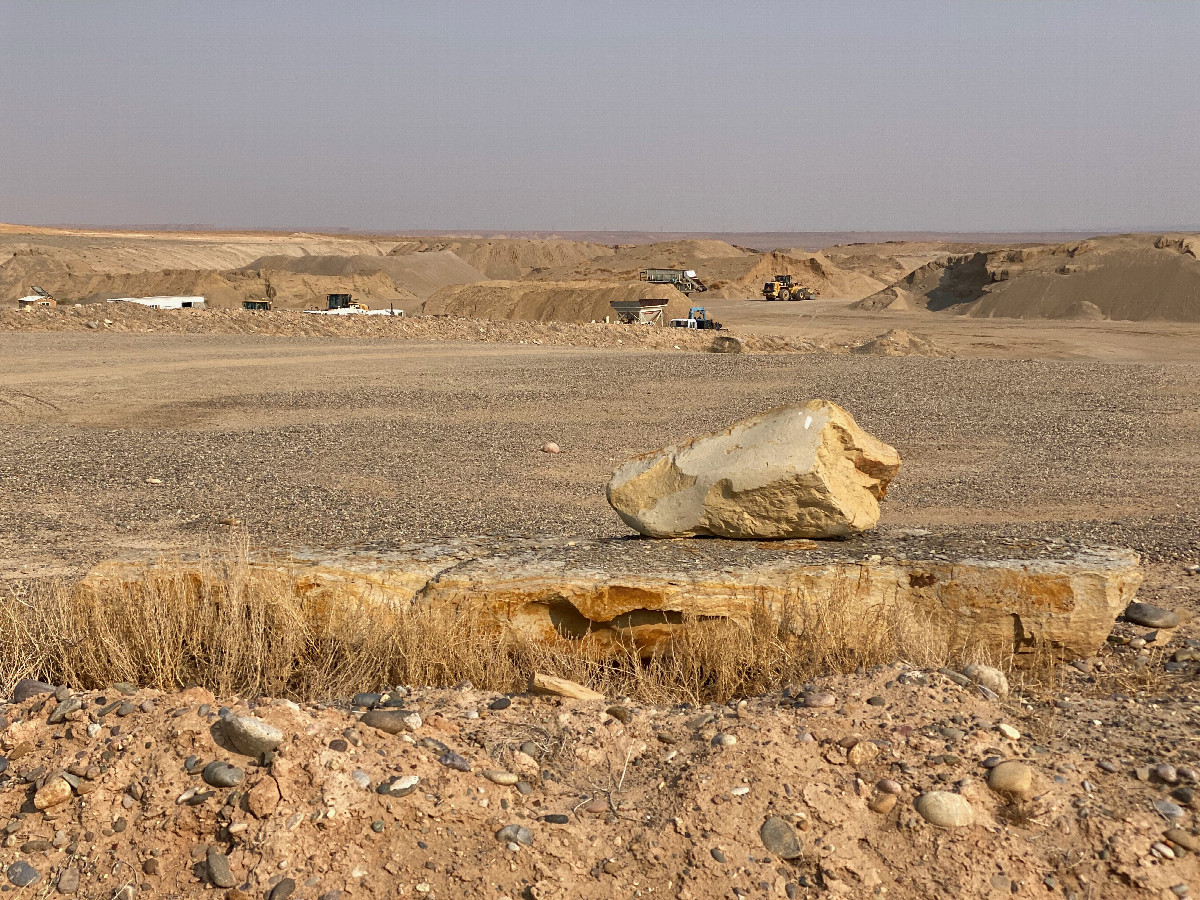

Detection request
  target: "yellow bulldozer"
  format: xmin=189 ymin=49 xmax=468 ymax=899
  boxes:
xmin=761 ymin=274 xmax=817 ymax=301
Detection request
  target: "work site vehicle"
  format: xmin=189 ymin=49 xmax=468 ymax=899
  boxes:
xmin=761 ymin=274 xmax=817 ymax=301
xmin=669 ymin=307 xmax=722 ymax=330
xmin=243 ymin=299 xmax=272 ymax=311
xmin=640 ymin=268 xmax=707 ymax=295
xmin=327 ymin=293 xmax=368 ymax=311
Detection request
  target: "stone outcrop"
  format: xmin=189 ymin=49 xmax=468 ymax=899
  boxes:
xmin=85 ymin=534 xmax=1143 ymax=661
xmin=605 ymin=401 xmax=901 ymax=539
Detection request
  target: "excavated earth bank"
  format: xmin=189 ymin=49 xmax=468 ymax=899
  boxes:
xmin=89 ymin=534 xmax=1143 ymax=660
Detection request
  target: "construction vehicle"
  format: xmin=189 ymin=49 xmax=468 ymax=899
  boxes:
xmin=761 ymin=274 xmax=817 ymax=301
xmin=640 ymin=268 xmax=707 ymax=295
xmin=326 ymin=293 xmax=368 ymax=311
xmin=669 ymin=307 xmax=722 ymax=330
xmin=243 ymin=299 xmax=272 ymax=311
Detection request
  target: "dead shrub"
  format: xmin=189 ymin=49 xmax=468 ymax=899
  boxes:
xmin=0 ymin=547 xmax=983 ymax=705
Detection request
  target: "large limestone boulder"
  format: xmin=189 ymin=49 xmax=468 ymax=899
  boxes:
xmin=605 ymin=401 xmax=900 ymax=539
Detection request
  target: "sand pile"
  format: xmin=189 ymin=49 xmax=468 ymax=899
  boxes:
xmin=854 ymin=234 xmax=1200 ymax=321
xmin=850 ymin=329 xmax=944 ymax=357
xmin=422 ymin=280 xmax=693 ymax=324
xmin=388 ymin=238 xmax=614 ymax=279
xmin=242 ymin=251 xmax=487 ymax=300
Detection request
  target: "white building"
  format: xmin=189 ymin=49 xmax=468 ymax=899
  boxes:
xmin=107 ymin=296 xmax=206 ymax=310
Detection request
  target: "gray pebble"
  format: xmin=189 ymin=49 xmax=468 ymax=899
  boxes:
xmin=201 ymin=761 xmax=244 ymax=789
xmin=495 ymin=824 xmax=533 ymax=846
xmin=759 ymin=816 xmax=803 ymax=859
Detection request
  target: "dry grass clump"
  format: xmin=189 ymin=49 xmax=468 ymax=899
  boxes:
xmin=0 ymin=544 xmax=959 ymax=705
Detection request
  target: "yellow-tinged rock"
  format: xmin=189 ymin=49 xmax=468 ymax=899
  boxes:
xmin=605 ymin=401 xmax=901 ymax=539
xmin=34 ymin=774 xmax=73 ymax=809
xmin=530 ymin=673 xmax=604 ymax=701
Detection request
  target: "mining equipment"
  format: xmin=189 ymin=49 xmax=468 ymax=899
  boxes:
xmin=640 ymin=268 xmax=707 ymax=294
xmin=243 ymin=299 xmax=272 ymax=311
xmin=761 ymin=274 xmax=817 ymax=301
xmin=326 ymin=293 xmax=368 ymax=311
xmin=669 ymin=307 xmax=722 ymax=330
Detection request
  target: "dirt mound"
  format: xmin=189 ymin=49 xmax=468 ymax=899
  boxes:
xmin=388 ymin=238 xmax=614 ymax=279
xmin=242 ymin=251 xmax=487 ymax=300
xmin=854 ymin=234 xmax=1200 ymax=321
xmin=708 ymin=251 xmax=891 ymax=300
xmin=423 ymin=280 xmax=693 ymax=324
xmin=851 ymin=329 xmax=944 ymax=356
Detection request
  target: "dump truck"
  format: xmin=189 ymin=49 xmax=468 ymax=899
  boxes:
xmin=669 ymin=307 xmax=722 ymax=330
xmin=761 ymin=274 xmax=817 ymax=301
xmin=640 ymin=268 xmax=707 ymax=294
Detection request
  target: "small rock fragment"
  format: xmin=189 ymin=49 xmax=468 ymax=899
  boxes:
xmin=914 ymin=791 xmax=974 ymax=827
xmin=222 ymin=716 xmax=283 ymax=757
xmin=495 ymin=824 xmax=533 ymax=846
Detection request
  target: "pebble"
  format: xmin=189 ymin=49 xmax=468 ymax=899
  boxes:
xmin=269 ymin=878 xmax=296 ymax=900
xmin=847 ymin=740 xmax=879 ymax=767
xmin=1124 ymin=602 xmax=1180 ymax=629
xmin=914 ymin=791 xmax=974 ymax=827
xmin=987 ymin=761 xmax=1034 ymax=799
xmin=438 ymin=751 xmax=471 ymax=772
xmin=802 ymin=693 xmax=836 ymax=708
xmin=1155 ymin=799 xmax=1185 ymax=819
xmin=7 ymin=861 xmax=39 ymax=887
xmin=711 ymin=848 xmax=728 ymax=863
xmin=201 ymin=761 xmax=244 ymax=788
xmin=495 ymin=824 xmax=533 ymax=846
xmin=1166 ymin=829 xmax=1200 ymax=852
xmin=206 ymin=847 xmax=236 ymax=888
xmin=488 ymin=698 xmax=511 ymax=711
xmin=759 ymin=816 xmax=803 ymax=859
xmin=359 ymin=709 xmax=422 ymax=734
xmin=868 ymin=794 xmax=897 ymax=814
xmin=222 ymin=716 xmax=283 ymax=756
xmin=605 ymin=705 xmax=632 ymax=724
xmin=377 ymin=775 xmax=419 ymax=797
xmin=997 ymin=723 xmax=1021 ymax=740
xmin=876 ymin=779 xmax=902 ymax=795
xmin=542 ymin=814 xmax=569 ymax=824
xmin=56 ymin=866 xmax=80 ymax=894
xmin=482 ymin=770 xmax=519 ymax=786
xmin=1157 ymin=764 xmax=1180 ymax=784
xmin=351 ymin=769 xmax=372 ymax=790
xmin=34 ymin=775 xmax=74 ymax=810
xmin=542 ymin=442 xmax=561 ymax=454
xmin=961 ymin=664 xmax=1010 ymax=699
xmin=712 ymin=734 xmax=736 ymax=748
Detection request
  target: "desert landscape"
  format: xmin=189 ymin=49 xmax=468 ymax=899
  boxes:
xmin=0 ymin=220 xmax=1198 ymax=899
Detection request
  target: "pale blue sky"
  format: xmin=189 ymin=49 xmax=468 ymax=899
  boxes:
xmin=1 ymin=1 xmax=1197 ymax=231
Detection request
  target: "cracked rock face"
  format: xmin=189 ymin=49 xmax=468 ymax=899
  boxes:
xmin=605 ymin=400 xmax=901 ymax=539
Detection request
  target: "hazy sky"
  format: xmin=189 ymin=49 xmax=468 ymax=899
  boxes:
xmin=2 ymin=1 xmax=1198 ymax=232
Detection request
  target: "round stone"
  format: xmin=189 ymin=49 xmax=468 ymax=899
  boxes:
xmin=759 ymin=816 xmax=803 ymax=859
xmin=914 ymin=791 xmax=974 ymax=827
xmin=876 ymin=779 xmax=902 ymax=795
xmin=7 ymin=861 xmax=39 ymax=887
xmin=201 ymin=761 xmax=244 ymax=789
xmin=987 ymin=761 xmax=1034 ymax=799
xmin=488 ymin=697 xmax=511 ymax=711
xmin=803 ymin=693 xmax=836 ymax=709
xmin=997 ymin=723 xmax=1021 ymax=740
xmin=542 ymin=442 xmax=561 ymax=454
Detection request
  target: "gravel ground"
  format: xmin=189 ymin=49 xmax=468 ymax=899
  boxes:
xmin=0 ymin=333 xmax=1198 ymax=578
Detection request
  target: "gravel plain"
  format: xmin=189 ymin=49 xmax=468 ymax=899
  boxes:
xmin=0 ymin=330 xmax=1198 ymax=578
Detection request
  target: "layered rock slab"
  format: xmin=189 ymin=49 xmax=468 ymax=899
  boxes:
xmin=606 ymin=401 xmax=901 ymax=539
xmin=86 ymin=534 xmax=1142 ymax=660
